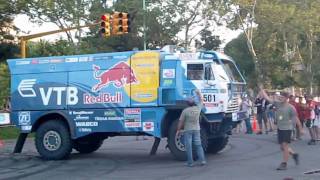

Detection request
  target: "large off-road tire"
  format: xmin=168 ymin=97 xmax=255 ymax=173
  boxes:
xmin=73 ymin=139 xmax=104 ymax=154
xmin=35 ymin=120 xmax=72 ymax=160
xmin=167 ymin=119 xmax=187 ymax=161
xmin=206 ymin=136 xmax=229 ymax=154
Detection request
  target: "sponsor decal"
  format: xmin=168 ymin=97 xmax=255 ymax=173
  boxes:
xmin=74 ymin=115 xmax=90 ymax=121
xmin=178 ymin=53 xmax=198 ymax=61
xmin=79 ymin=57 xmax=89 ymax=62
xmin=163 ymin=79 xmax=173 ymax=86
xmin=143 ymin=122 xmax=154 ymax=131
xmin=39 ymin=60 xmax=50 ymax=64
xmin=65 ymin=57 xmax=78 ymax=63
xmin=78 ymin=128 xmax=92 ymax=132
xmin=16 ymin=61 xmax=30 ymax=65
xmin=136 ymin=64 xmax=154 ymax=67
xmin=50 ymin=59 xmax=63 ymax=63
xmin=95 ymin=110 xmax=124 ymax=120
xmin=21 ymin=125 xmax=32 ymax=131
xmin=113 ymin=55 xmax=128 ymax=59
xmin=163 ymin=69 xmax=175 ymax=78
xmin=135 ymin=93 xmax=153 ymax=98
xmin=18 ymin=111 xmax=31 ymax=125
xmin=39 ymin=87 xmax=78 ymax=105
xmin=18 ymin=79 xmax=79 ymax=106
xmin=104 ymin=110 xmax=116 ymax=116
xmin=94 ymin=56 xmax=112 ymax=61
xmin=92 ymin=62 xmax=139 ymax=91
xmin=69 ymin=111 xmax=94 ymax=115
xmin=75 ymin=121 xmax=98 ymax=127
xmin=95 ymin=116 xmax=124 ymax=121
xmin=204 ymin=103 xmax=219 ymax=107
xmin=83 ymin=92 xmax=122 ymax=104
xmin=18 ymin=79 xmax=36 ymax=97
xmin=31 ymin=59 xmax=39 ymax=64
xmin=125 ymin=108 xmax=141 ymax=115
xmin=201 ymin=89 xmax=218 ymax=93
xmin=124 ymin=120 xmax=141 ymax=128
xmin=124 ymin=108 xmax=141 ymax=128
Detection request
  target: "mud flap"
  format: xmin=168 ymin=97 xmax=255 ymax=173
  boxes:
xmin=13 ymin=133 xmax=28 ymax=153
xmin=218 ymin=117 xmax=233 ymax=136
xmin=149 ymin=137 xmax=161 ymax=155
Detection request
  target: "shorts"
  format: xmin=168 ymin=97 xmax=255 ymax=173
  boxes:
xmin=278 ymin=130 xmax=292 ymax=144
xmin=313 ymin=118 xmax=320 ymax=127
xmin=305 ymin=119 xmax=314 ymax=128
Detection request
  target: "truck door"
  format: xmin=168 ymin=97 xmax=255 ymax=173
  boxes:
xmin=184 ymin=62 xmax=219 ymax=114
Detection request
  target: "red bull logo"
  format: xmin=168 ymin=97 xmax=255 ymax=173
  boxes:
xmin=92 ymin=62 xmax=138 ymax=92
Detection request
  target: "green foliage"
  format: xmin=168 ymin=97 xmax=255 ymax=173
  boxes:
xmin=0 ymin=126 xmax=20 ymax=140
xmin=198 ymin=30 xmax=221 ymax=51
xmin=27 ymin=39 xmax=77 ymax=57
xmin=0 ymin=63 xmax=10 ymax=107
xmin=224 ymin=33 xmax=255 ymax=87
xmin=222 ymin=0 xmax=320 ymax=93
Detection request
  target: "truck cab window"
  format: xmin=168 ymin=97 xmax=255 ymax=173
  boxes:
xmin=204 ymin=63 xmax=214 ymax=80
xmin=187 ymin=64 xmax=204 ymax=80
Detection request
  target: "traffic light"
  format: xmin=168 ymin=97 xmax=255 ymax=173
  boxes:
xmin=100 ymin=14 xmax=111 ymax=37
xmin=112 ymin=12 xmax=130 ymax=35
xmin=121 ymin=13 xmax=131 ymax=33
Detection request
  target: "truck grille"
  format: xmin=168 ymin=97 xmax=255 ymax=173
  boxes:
xmin=226 ymin=96 xmax=240 ymax=113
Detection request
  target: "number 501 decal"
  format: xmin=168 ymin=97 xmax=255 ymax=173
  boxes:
xmin=203 ymin=94 xmax=215 ymax=102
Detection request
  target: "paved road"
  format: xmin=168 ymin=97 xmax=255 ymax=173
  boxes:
xmin=0 ymin=133 xmax=320 ymax=180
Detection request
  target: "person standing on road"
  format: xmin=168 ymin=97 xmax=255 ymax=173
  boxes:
xmin=176 ymin=91 xmax=206 ymax=167
xmin=259 ymin=87 xmax=303 ymax=170
xmin=305 ymin=96 xmax=317 ymax=145
xmin=255 ymin=96 xmax=269 ymax=134
xmin=241 ymin=95 xmax=253 ymax=134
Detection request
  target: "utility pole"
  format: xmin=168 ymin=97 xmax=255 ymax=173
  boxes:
xmin=143 ymin=0 xmax=146 ymax=50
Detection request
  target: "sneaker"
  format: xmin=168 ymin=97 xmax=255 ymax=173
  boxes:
xmin=200 ymin=161 xmax=207 ymax=166
xmin=257 ymin=131 xmax=263 ymax=135
xmin=185 ymin=163 xmax=194 ymax=167
xmin=276 ymin=162 xmax=287 ymax=170
xmin=308 ymin=140 xmax=316 ymax=145
xmin=292 ymin=153 xmax=299 ymax=165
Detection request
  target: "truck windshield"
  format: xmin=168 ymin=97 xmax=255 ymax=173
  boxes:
xmin=221 ymin=59 xmax=244 ymax=82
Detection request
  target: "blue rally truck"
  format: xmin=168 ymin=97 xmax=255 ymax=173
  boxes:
xmin=7 ymin=49 xmax=246 ymax=160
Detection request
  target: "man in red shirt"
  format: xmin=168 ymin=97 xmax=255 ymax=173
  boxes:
xmin=305 ymin=96 xmax=316 ymax=145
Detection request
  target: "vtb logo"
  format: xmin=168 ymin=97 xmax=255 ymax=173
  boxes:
xmin=92 ymin=61 xmax=139 ymax=92
xmin=18 ymin=79 xmax=78 ymax=106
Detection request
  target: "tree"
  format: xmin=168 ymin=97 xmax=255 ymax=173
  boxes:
xmin=21 ymin=0 xmax=92 ymax=43
xmin=198 ymin=30 xmax=221 ymax=50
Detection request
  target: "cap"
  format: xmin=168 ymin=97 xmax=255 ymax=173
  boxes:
xmin=186 ymin=97 xmax=196 ymax=106
xmin=280 ymin=92 xmax=290 ymax=98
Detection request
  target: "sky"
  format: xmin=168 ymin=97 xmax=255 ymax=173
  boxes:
xmin=14 ymin=14 xmax=241 ymax=48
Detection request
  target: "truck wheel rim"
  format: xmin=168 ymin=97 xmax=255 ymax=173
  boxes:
xmin=43 ymin=131 xmax=62 ymax=151
xmin=175 ymin=133 xmax=185 ymax=151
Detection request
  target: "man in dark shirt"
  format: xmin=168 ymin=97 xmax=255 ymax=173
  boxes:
xmin=255 ymin=96 xmax=269 ymax=134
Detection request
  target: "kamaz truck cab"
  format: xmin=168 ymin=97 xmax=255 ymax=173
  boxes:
xmin=7 ymin=49 xmax=246 ymax=160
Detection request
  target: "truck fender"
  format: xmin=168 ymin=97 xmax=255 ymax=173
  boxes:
xmin=32 ymin=111 xmax=76 ymax=139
